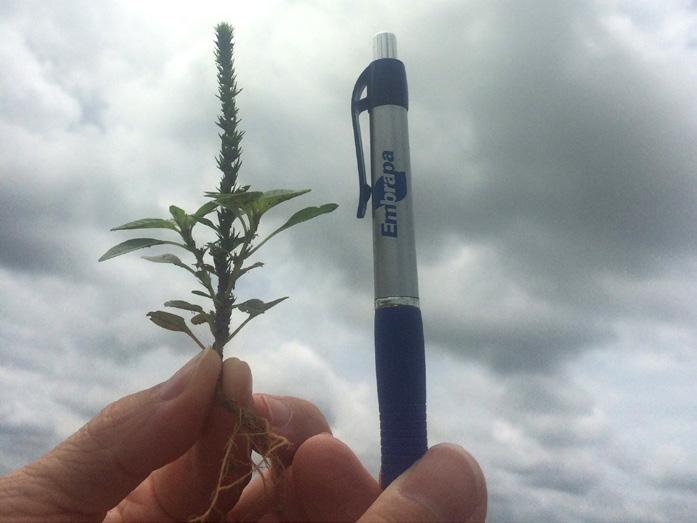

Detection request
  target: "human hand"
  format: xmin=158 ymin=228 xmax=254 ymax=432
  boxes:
xmin=0 ymin=348 xmax=328 ymax=522
xmin=229 ymin=434 xmax=487 ymax=522
xmin=0 ymin=348 xmax=486 ymax=522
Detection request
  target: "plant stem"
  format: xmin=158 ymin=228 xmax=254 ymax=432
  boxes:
xmin=187 ymin=331 xmax=207 ymax=351
xmin=212 ymin=23 xmax=244 ymax=356
xmin=226 ymin=315 xmax=253 ymax=344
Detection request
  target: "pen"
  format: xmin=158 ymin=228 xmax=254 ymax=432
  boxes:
xmin=351 ymin=32 xmax=427 ymax=488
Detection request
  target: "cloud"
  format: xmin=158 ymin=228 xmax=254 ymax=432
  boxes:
xmin=2 ymin=1 xmax=697 ymax=520
xmin=421 ymin=243 xmax=612 ymax=372
xmin=414 ymin=1 xmax=697 ymax=319
xmin=0 ymin=421 xmax=59 ymax=474
xmin=649 ymin=445 xmax=697 ymax=495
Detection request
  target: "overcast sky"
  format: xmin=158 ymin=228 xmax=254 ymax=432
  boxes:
xmin=2 ymin=1 xmax=697 ymax=521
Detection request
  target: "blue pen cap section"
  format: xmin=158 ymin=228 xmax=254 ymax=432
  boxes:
xmin=375 ymin=305 xmax=427 ymax=487
xmin=368 ymin=58 xmax=408 ymax=111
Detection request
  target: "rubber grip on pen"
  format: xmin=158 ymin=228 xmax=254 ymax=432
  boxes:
xmin=375 ymin=305 xmax=427 ymax=488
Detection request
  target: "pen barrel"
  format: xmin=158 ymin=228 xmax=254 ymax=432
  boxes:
xmin=375 ymin=305 xmax=427 ymax=487
xmin=369 ymin=104 xmax=419 ymax=303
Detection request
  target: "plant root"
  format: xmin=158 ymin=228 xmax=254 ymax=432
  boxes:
xmin=188 ymin=400 xmax=290 ymax=523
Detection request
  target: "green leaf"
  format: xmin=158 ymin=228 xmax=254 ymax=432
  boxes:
xmin=191 ymin=312 xmax=212 ymax=325
xmin=147 ymin=310 xmax=207 ymax=350
xmin=279 ymin=203 xmax=338 ymax=231
xmin=195 ymin=270 xmax=212 ymax=287
xmin=193 ymin=215 xmax=218 ymax=231
xmin=99 ymin=238 xmax=185 ymax=262
xmin=171 ymin=205 xmax=206 ymax=237
xmin=169 ymin=205 xmax=198 ymax=232
xmin=146 ymin=311 xmax=189 ymax=332
xmin=249 ymin=203 xmax=338 ymax=254
xmin=251 ymin=189 xmax=311 ymax=216
xmin=238 ymin=261 xmax=264 ymax=276
xmin=169 ymin=205 xmax=187 ymax=224
xmin=110 ymin=218 xmax=177 ymax=232
xmin=210 ymin=191 xmax=263 ymax=212
xmin=164 ymin=300 xmax=204 ymax=313
xmin=194 ymin=200 xmax=219 ymax=218
xmin=142 ymin=253 xmax=195 ymax=274
xmin=236 ymin=296 xmax=288 ymax=318
xmin=191 ymin=312 xmax=215 ymax=332
xmin=192 ymin=290 xmax=212 ymax=299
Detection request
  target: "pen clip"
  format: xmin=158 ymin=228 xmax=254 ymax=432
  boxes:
xmin=352 ymin=65 xmax=372 ymax=219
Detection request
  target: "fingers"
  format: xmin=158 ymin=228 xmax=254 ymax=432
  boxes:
xmin=291 ymin=433 xmax=381 ymax=522
xmin=232 ymin=438 xmax=486 ymax=523
xmin=252 ymin=393 xmax=332 ymax=466
xmin=230 ymin=434 xmax=379 ymax=522
xmin=358 ymin=443 xmax=487 ymax=523
xmin=148 ymin=357 xmax=255 ymax=520
xmin=228 ymin=398 xmax=333 ymax=521
xmin=0 ymin=349 xmax=221 ymax=521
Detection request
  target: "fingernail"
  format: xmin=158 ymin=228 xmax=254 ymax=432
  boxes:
xmin=159 ymin=350 xmax=209 ymax=401
xmin=261 ymin=395 xmax=292 ymax=428
xmin=223 ymin=357 xmax=253 ymax=408
xmin=394 ymin=444 xmax=484 ymax=522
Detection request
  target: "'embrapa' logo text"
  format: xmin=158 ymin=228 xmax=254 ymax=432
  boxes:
xmin=373 ymin=151 xmax=407 ymax=238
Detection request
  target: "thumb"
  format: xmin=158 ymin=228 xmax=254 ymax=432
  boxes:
xmin=1 ymin=348 xmax=221 ymax=521
xmin=358 ymin=444 xmax=487 ymax=522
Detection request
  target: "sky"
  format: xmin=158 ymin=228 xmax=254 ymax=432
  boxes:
xmin=1 ymin=0 xmax=697 ymax=521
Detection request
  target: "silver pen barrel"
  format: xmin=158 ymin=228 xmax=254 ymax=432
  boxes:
xmin=369 ymin=103 xmax=419 ymax=308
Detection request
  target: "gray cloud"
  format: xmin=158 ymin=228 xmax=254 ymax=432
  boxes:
xmin=2 ymin=1 xmax=697 ymax=521
xmin=0 ymin=421 xmax=59 ymax=474
xmin=513 ymin=458 xmax=601 ymax=496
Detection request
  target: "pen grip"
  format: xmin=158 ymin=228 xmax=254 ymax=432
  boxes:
xmin=375 ymin=305 xmax=427 ymax=488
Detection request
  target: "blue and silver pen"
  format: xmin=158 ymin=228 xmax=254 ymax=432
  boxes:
xmin=351 ymin=32 xmax=427 ymax=488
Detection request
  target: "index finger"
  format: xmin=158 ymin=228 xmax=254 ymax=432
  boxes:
xmin=252 ymin=393 xmax=332 ymax=465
